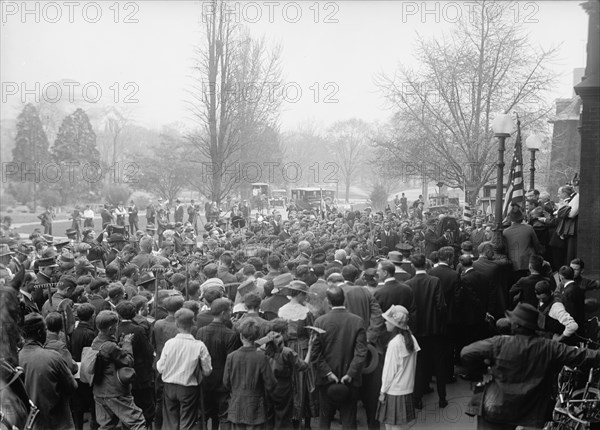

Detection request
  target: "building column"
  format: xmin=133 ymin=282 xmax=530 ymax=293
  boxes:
xmin=574 ymin=0 xmax=600 ymax=279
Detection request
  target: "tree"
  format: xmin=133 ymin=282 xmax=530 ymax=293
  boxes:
xmin=369 ymin=183 xmax=389 ymax=212
xmin=132 ymin=126 xmax=190 ymax=203
xmin=11 ymin=103 xmax=51 ymax=211
xmin=103 ymin=106 xmax=130 ymax=167
xmin=326 ymin=119 xmax=371 ymax=203
xmin=102 ymin=184 xmax=132 ymax=206
xmin=374 ymin=0 xmax=558 ymax=205
xmin=187 ymin=0 xmax=282 ymax=204
xmin=51 ymin=108 xmax=101 ymax=204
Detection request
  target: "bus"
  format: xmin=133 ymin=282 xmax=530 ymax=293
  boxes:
xmin=290 ymin=188 xmax=336 ymax=212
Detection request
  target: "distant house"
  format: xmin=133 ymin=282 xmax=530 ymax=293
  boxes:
xmin=475 ymin=184 xmax=508 ymax=219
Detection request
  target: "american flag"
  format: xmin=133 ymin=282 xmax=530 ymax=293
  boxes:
xmin=462 ymin=202 xmax=472 ymax=225
xmin=502 ymin=117 xmax=524 ymax=218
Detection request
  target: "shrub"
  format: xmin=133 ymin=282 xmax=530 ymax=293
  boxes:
xmin=40 ymin=189 xmax=62 ymax=209
xmin=103 ymin=184 xmax=132 ymax=206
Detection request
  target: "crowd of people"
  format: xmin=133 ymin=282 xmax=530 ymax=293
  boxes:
xmin=0 ymin=182 xmax=599 ymax=430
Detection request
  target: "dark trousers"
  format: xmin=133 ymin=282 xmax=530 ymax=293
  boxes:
xmin=71 ymin=380 xmax=97 ymax=430
xmin=154 ymin=375 xmax=164 ymax=430
xmin=133 ymin=386 xmax=155 ymax=427
xmin=130 ymin=220 xmax=139 ymax=235
xmin=202 ymin=388 xmax=229 ymax=430
xmin=163 ymin=383 xmax=200 ymax=430
xmin=317 ymin=384 xmax=358 ymax=430
xmin=444 ymin=326 xmax=458 ymax=380
xmin=359 ymin=354 xmax=383 ymax=430
xmin=413 ymin=336 xmax=447 ymax=402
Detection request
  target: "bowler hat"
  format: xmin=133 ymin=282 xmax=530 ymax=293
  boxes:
xmin=506 ymin=303 xmax=540 ymax=331
xmin=116 ymin=367 xmax=136 ymax=385
xmin=362 ymin=344 xmax=380 ymax=375
xmin=327 ymin=383 xmax=351 ymax=405
xmin=65 ymin=228 xmax=77 ymax=236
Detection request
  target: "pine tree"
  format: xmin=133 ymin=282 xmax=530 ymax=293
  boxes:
xmin=11 ymin=103 xmax=51 ymax=210
xmin=51 ymin=108 xmax=101 ymax=203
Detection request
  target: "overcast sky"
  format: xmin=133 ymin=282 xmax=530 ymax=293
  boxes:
xmin=0 ymin=1 xmax=589 ymax=133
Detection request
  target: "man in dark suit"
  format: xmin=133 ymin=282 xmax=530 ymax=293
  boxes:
xmin=172 ymin=223 xmax=184 ymax=253
xmin=116 ymin=301 xmax=155 ymax=427
xmin=374 ymin=259 xmax=415 ymax=316
xmin=509 ymin=254 xmax=551 ymax=308
xmin=337 ymin=266 xmax=385 ymax=430
xmin=312 ymin=285 xmax=368 ymax=430
xmin=396 ymin=243 xmax=416 ymax=279
xmin=270 ymin=211 xmax=282 ymax=236
xmin=406 ymin=253 xmax=447 ymax=409
xmin=378 ymin=222 xmax=399 ymax=254
xmin=424 ymin=218 xmax=448 ymax=259
xmin=457 ymin=255 xmax=489 ymax=349
xmin=195 ymin=298 xmax=241 ymax=429
xmin=174 ymin=199 xmax=184 ymax=224
xmin=473 ymin=242 xmax=508 ymax=318
xmin=469 ymin=218 xmax=490 ymax=258
xmin=428 ymin=246 xmax=460 ymax=382
xmin=387 ymin=251 xmax=412 ymax=282
xmin=278 ymin=221 xmax=291 ymax=241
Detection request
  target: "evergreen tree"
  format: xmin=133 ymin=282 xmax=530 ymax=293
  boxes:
xmin=51 ymin=108 xmax=101 ymax=203
xmin=11 ymin=103 xmax=51 ymax=210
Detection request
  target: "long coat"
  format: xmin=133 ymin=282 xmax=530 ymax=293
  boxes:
xmin=406 ymin=273 xmax=446 ymax=337
xmin=502 ymin=223 xmax=543 ymax=272
xmin=223 ymin=346 xmax=277 ymax=425
xmin=312 ymin=308 xmax=368 ymax=388
xmin=19 ymin=340 xmax=78 ymax=430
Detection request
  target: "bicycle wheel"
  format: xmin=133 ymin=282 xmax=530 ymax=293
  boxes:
xmin=567 ymin=387 xmax=600 ymax=428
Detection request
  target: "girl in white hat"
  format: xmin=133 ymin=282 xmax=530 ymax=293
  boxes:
xmin=378 ymin=305 xmax=421 ymax=429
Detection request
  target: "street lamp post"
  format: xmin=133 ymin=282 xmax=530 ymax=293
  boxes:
xmin=525 ymin=134 xmax=543 ymax=191
xmin=491 ymin=113 xmax=515 ymax=244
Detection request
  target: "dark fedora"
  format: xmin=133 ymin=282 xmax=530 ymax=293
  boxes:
xmin=506 ymin=303 xmax=540 ymax=331
xmin=116 ymin=367 xmax=136 ymax=385
xmin=37 ymin=256 xmax=58 ymax=268
xmin=327 ymin=383 xmax=351 ymax=405
xmin=362 ymin=343 xmax=380 ymax=375
xmin=395 ymin=242 xmax=413 ymax=252
xmin=136 ymin=271 xmax=155 ymax=287
xmin=107 ymin=234 xmax=126 ymax=244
